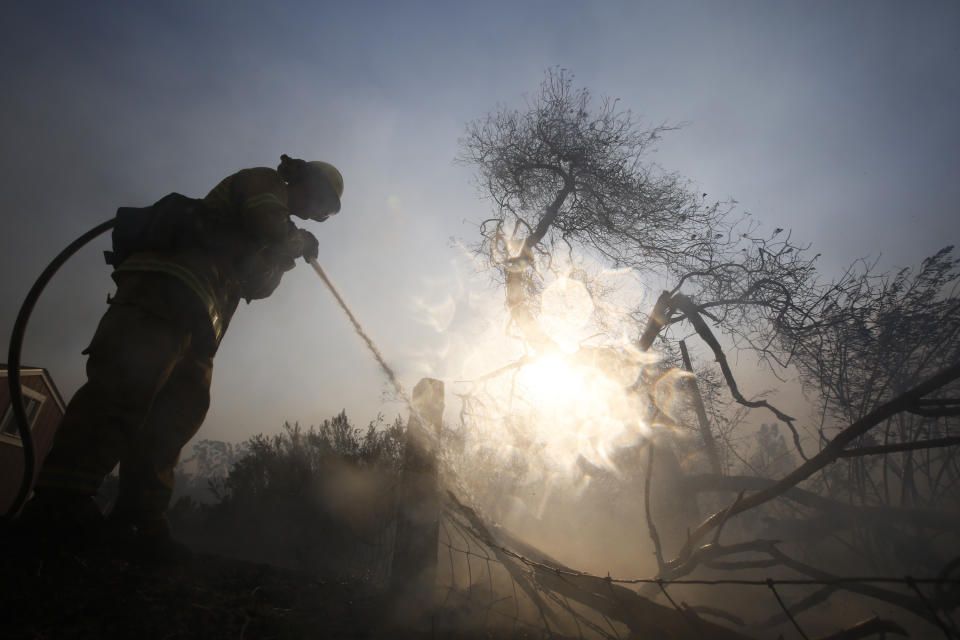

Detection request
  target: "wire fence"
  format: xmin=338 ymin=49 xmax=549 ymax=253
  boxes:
xmin=305 ymin=453 xmax=960 ymax=638
xmin=422 ymin=492 xmax=960 ymax=639
xmin=435 ymin=498 xmax=631 ymax=639
xmin=172 ymin=370 xmax=959 ymax=638
xmin=172 ymin=449 xmax=959 ymax=637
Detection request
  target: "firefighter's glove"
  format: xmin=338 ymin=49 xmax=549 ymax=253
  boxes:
xmin=298 ymin=229 xmax=319 ymax=263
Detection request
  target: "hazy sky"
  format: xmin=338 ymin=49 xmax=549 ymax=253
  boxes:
xmin=2 ymin=1 xmax=958 ymax=444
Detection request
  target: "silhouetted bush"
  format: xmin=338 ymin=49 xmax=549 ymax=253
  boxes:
xmin=173 ymin=412 xmax=406 ymax=579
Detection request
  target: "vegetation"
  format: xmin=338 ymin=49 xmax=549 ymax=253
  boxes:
xmin=172 ymin=412 xmax=406 ymax=580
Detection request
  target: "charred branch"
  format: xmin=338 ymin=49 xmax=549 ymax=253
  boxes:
xmin=679 ymin=339 xmax=724 ymax=474
xmin=669 ymin=358 xmax=960 ymax=572
xmin=766 ymin=578 xmax=811 ymax=639
xmin=669 ymin=293 xmax=807 ymax=461
xmin=644 ymin=442 xmax=666 ymax=572
xmin=672 ymin=294 xmax=798 ymax=427
xmin=446 ymin=492 xmax=755 ymax=639
xmin=810 ymin=616 xmax=908 ymax=640
xmin=758 ymin=586 xmax=836 ymax=628
xmin=907 ymin=398 xmax=960 ymax=417
xmin=684 ymin=605 xmax=746 ymax=627
xmin=687 ymin=474 xmax=960 ymax=534
xmin=674 ymin=540 xmax=941 ymax=628
xmin=838 ymin=435 xmax=960 ymax=458
xmin=638 ymin=290 xmax=676 ymax=351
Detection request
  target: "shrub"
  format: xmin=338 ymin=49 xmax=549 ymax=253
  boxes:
xmin=175 ymin=412 xmax=406 ymax=579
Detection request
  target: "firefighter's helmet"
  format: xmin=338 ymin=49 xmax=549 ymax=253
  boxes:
xmin=279 ymin=154 xmax=343 ymax=219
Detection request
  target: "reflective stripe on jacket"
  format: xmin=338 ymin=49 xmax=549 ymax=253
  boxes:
xmin=114 ymin=256 xmax=225 ymax=342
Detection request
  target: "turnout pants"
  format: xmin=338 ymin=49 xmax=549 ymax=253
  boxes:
xmin=37 ymin=273 xmax=214 ymax=525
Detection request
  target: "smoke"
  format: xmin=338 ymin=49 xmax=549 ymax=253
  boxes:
xmin=311 ymin=249 xmax=956 ymax=637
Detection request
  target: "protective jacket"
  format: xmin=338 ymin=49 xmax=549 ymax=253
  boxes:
xmin=113 ymin=167 xmax=306 ymax=349
xmin=35 ymin=167 xmax=312 ymax=527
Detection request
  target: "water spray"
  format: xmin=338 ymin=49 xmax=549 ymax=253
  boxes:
xmin=308 ymin=258 xmax=408 ymax=403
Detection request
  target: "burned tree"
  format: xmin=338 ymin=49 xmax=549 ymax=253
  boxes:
xmin=454 ymin=69 xmax=821 ymax=517
xmin=452 ymin=69 xmax=960 ymax=636
xmin=460 ymin=68 xmax=819 ymax=352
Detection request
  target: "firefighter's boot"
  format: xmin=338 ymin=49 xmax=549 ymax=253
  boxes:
xmin=107 ymin=510 xmax=193 ymax=565
xmin=14 ymin=489 xmax=106 ymax=553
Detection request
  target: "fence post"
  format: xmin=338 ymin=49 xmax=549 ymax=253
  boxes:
xmin=389 ymin=377 xmax=444 ymax=628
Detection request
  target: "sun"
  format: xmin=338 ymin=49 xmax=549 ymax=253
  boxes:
xmin=510 ymin=352 xmax=649 ymax=472
xmin=449 ymin=268 xmax=655 ymax=476
xmin=516 ymin=355 xmax=583 ymax=408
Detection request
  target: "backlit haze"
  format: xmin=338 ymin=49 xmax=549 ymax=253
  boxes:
xmin=1 ymin=1 xmax=957 ymax=457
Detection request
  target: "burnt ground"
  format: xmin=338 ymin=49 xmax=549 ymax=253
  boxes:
xmin=1 ymin=537 xmax=550 ymax=639
xmin=1 ymin=543 xmax=390 ymax=639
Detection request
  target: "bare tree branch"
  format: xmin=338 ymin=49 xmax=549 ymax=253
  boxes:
xmin=810 ymin=616 xmax=908 ymax=640
xmin=766 ymin=578 xmax=811 ymax=640
xmin=446 ymin=491 xmax=756 ymax=640
xmin=644 ymin=442 xmax=666 ymax=572
xmin=757 ymin=586 xmax=836 ymax=628
xmin=670 ymin=359 xmax=960 ymax=568
xmin=687 ymin=474 xmax=960 ymax=533
xmin=680 ymin=339 xmax=723 ymax=474
xmin=672 ymin=293 xmax=798 ymax=427
xmin=838 ymin=435 xmax=960 ymax=458
xmin=684 ymin=604 xmax=746 ymax=627
xmin=639 ymin=290 xmax=676 ymax=351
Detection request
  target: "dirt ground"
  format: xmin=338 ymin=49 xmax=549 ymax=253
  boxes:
xmin=1 ymin=537 xmax=557 ymax=639
xmin=1 ymin=543 xmax=392 ymax=639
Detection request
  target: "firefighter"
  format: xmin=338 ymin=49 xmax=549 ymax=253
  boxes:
xmin=22 ymin=154 xmax=344 ymax=558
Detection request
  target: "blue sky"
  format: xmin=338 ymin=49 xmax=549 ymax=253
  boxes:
xmin=2 ymin=1 xmax=958 ymax=443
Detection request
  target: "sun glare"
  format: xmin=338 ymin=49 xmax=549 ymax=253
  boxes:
xmin=440 ymin=262 xmax=662 ymax=492
xmin=516 ymin=355 xmax=582 ymax=407
xmin=511 ymin=352 xmax=649 ymax=472
xmin=539 ymin=277 xmax=594 ymax=353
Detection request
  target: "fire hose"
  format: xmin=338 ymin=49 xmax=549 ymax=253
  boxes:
xmin=4 ymin=221 xmax=406 ymax=521
xmin=4 ymin=218 xmax=117 ymax=521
